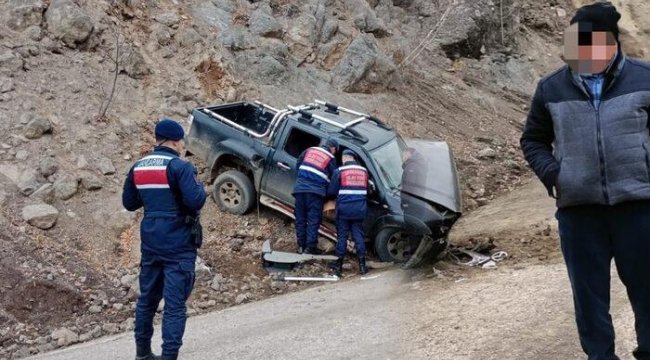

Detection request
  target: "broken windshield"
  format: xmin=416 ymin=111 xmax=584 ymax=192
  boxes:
xmin=371 ymin=136 xmax=407 ymax=190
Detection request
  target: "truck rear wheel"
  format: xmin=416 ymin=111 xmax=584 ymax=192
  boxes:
xmin=374 ymin=227 xmax=418 ymax=263
xmin=213 ymin=170 xmax=256 ymax=215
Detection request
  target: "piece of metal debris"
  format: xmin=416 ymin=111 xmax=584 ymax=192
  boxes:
xmin=262 ymin=240 xmax=338 ymax=272
xmin=449 ymin=248 xmax=509 ymax=268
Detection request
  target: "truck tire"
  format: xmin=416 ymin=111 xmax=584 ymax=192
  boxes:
xmin=213 ymin=170 xmax=256 ymax=215
xmin=374 ymin=227 xmax=417 ymax=263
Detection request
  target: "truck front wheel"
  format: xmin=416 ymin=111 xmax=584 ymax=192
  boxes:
xmin=213 ymin=170 xmax=256 ymax=215
xmin=374 ymin=227 xmax=418 ymax=263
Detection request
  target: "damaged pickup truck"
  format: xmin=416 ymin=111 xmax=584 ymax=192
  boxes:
xmin=185 ymin=100 xmax=462 ymax=267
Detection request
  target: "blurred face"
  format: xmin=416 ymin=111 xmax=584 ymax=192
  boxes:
xmin=342 ymin=155 xmax=354 ymax=163
xmin=564 ymin=23 xmax=617 ymax=74
xmin=330 ymin=146 xmax=337 ymax=155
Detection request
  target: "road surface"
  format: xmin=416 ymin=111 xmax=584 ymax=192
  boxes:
xmin=30 ymin=262 xmax=637 ymax=360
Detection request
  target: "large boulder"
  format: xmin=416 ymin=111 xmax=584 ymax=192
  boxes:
xmin=332 ymin=34 xmax=396 ymax=93
xmin=249 ymin=9 xmax=282 ymax=38
xmin=192 ymin=1 xmax=232 ymax=32
xmin=23 ymin=204 xmax=59 ymax=230
xmin=285 ymin=13 xmax=318 ymax=60
xmin=0 ymin=48 xmax=24 ymax=75
xmin=256 ymin=56 xmax=286 ymax=85
xmin=120 ymin=45 xmax=150 ymax=79
xmin=45 ymin=0 xmax=94 ymax=48
xmin=6 ymin=0 xmax=45 ymax=32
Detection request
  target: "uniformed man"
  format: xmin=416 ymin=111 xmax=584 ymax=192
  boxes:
xmin=292 ymin=139 xmax=338 ymax=254
xmin=122 ymin=119 xmax=207 ymax=360
xmin=328 ymin=149 xmax=369 ymax=276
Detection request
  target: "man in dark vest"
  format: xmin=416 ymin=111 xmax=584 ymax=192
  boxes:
xmin=328 ymin=149 xmax=369 ymax=276
xmin=521 ymin=3 xmax=650 ymax=359
xmin=293 ymin=139 xmax=338 ymax=254
xmin=122 ymin=119 xmax=207 ymax=360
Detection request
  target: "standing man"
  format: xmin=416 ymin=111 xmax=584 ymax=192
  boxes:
xmin=328 ymin=149 xmax=369 ymax=276
xmin=293 ymin=138 xmax=338 ymax=254
xmin=123 ymin=119 xmax=207 ymax=360
xmin=521 ymin=3 xmax=650 ymax=359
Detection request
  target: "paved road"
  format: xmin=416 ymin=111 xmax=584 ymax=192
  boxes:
xmin=30 ymin=264 xmax=637 ymax=360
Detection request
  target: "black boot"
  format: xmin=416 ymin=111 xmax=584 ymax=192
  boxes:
xmin=305 ymin=247 xmax=323 ymax=255
xmin=160 ymin=355 xmax=178 ymax=360
xmin=135 ymin=344 xmax=160 ymax=360
xmin=329 ymin=257 xmax=344 ymax=277
xmin=359 ymin=257 xmax=368 ymax=275
xmin=135 ymin=354 xmax=160 ymax=360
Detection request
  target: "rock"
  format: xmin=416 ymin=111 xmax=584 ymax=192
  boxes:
xmin=353 ymin=6 xmax=389 ymax=37
xmin=15 ymin=150 xmax=29 ymax=161
xmin=51 ymin=327 xmax=78 ymax=347
xmin=192 ymin=1 xmax=231 ymax=31
xmin=88 ymin=305 xmax=102 ymax=314
xmin=120 ymin=273 xmax=139 ymax=295
xmin=320 ymin=19 xmax=339 ymax=43
xmin=197 ymin=300 xmax=216 ymax=309
xmin=151 ymin=24 xmax=172 ymax=46
xmin=195 ymin=257 xmax=211 ymax=279
xmin=120 ymin=318 xmax=134 ymax=331
xmin=39 ymin=157 xmax=59 ymax=177
xmin=556 ymin=7 xmax=567 ymax=18
xmin=54 ymin=176 xmax=78 ymax=200
xmin=154 ymin=12 xmax=180 ymax=27
xmin=96 ymin=157 xmax=115 ymax=175
xmin=0 ymin=48 xmax=24 ymax=75
xmin=222 ymin=28 xmax=254 ymax=51
xmin=76 ymin=155 xmax=89 ymax=169
xmin=235 ymin=293 xmax=249 ymax=305
xmin=256 ymin=56 xmax=286 ymax=85
xmin=23 ymin=117 xmax=52 ymax=139
xmin=101 ymin=323 xmax=119 ymax=334
xmin=229 ymin=238 xmax=244 ymax=252
xmin=177 ymin=27 xmax=202 ymax=48
xmin=249 ymin=9 xmax=283 ymax=38
xmin=17 ymin=170 xmax=39 ymax=196
xmin=45 ymin=0 xmax=94 ymax=48
xmin=121 ymin=45 xmax=150 ymax=79
xmin=6 ymin=0 xmax=45 ymax=31
xmin=80 ymin=173 xmax=102 ymax=190
xmin=285 ymin=13 xmax=318 ymax=60
xmin=210 ymin=273 xmax=224 ymax=291
xmin=112 ymin=303 xmax=124 ymax=311
xmin=477 ymin=147 xmax=497 ymax=159
xmin=31 ymin=184 xmax=55 ymax=204
xmin=0 ymin=77 xmax=15 ymax=93
xmin=332 ymin=34 xmax=378 ymax=91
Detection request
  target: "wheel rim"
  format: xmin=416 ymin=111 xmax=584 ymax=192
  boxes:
xmin=386 ymin=232 xmax=415 ymax=262
xmin=218 ymin=181 xmax=242 ymax=208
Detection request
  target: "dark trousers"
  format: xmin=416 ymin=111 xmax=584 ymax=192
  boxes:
xmin=557 ymin=201 xmax=650 ymax=360
xmin=335 ymin=217 xmax=366 ymax=258
xmin=134 ymin=255 xmax=196 ymax=356
xmin=294 ymin=192 xmax=324 ymax=249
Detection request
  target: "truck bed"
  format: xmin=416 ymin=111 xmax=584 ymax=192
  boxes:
xmin=202 ymin=102 xmax=277 ymax=136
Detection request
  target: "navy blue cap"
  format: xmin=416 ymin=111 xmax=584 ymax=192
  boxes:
xmin=155 ymin=119 xmax=185 ymax=141
xmin=342 ymin=149 xmax=356 ymax=157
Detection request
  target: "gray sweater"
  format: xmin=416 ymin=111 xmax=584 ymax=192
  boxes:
xmin=521 ymin=53 xmax=650 ymax=208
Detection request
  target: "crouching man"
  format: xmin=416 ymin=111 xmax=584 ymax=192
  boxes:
xmin=328 ymin=149 xmax=369 ymax=276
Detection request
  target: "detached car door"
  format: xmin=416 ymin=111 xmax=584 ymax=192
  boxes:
xmin=262 ymin=123 xmax=324 ymax=206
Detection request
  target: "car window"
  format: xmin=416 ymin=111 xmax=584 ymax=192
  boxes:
xmin=284 ymin=127 xmax=322 ymax=158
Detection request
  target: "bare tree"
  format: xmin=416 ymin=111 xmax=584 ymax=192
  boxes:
xmin=98 ymin=31 xmax=123 ymax=121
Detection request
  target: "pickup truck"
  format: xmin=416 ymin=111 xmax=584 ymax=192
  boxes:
xmin=185 ymin=100 xmax=462 ymax=267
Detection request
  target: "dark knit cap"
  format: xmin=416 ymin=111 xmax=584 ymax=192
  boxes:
xmin=570 ymin=2 xmax=621 ymax=41
xmin=155 ymin=118 xmax=185 ymax=141
xmin=342 ymin=149 xmax=356 ymax=158
xmin=324 ymin=138 xmax=338 ymax=150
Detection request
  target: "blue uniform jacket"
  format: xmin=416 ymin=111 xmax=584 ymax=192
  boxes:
xmin=293 ymin=145 xmax=337 ymax=197
xmin=122 ymin=146 xmax=207 ymax=259
xmin=327 ymin=160 xmax=368 ymax=220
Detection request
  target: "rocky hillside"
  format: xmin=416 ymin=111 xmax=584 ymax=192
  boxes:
xmin=0 ymin=0 xmax=588 ymax=358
